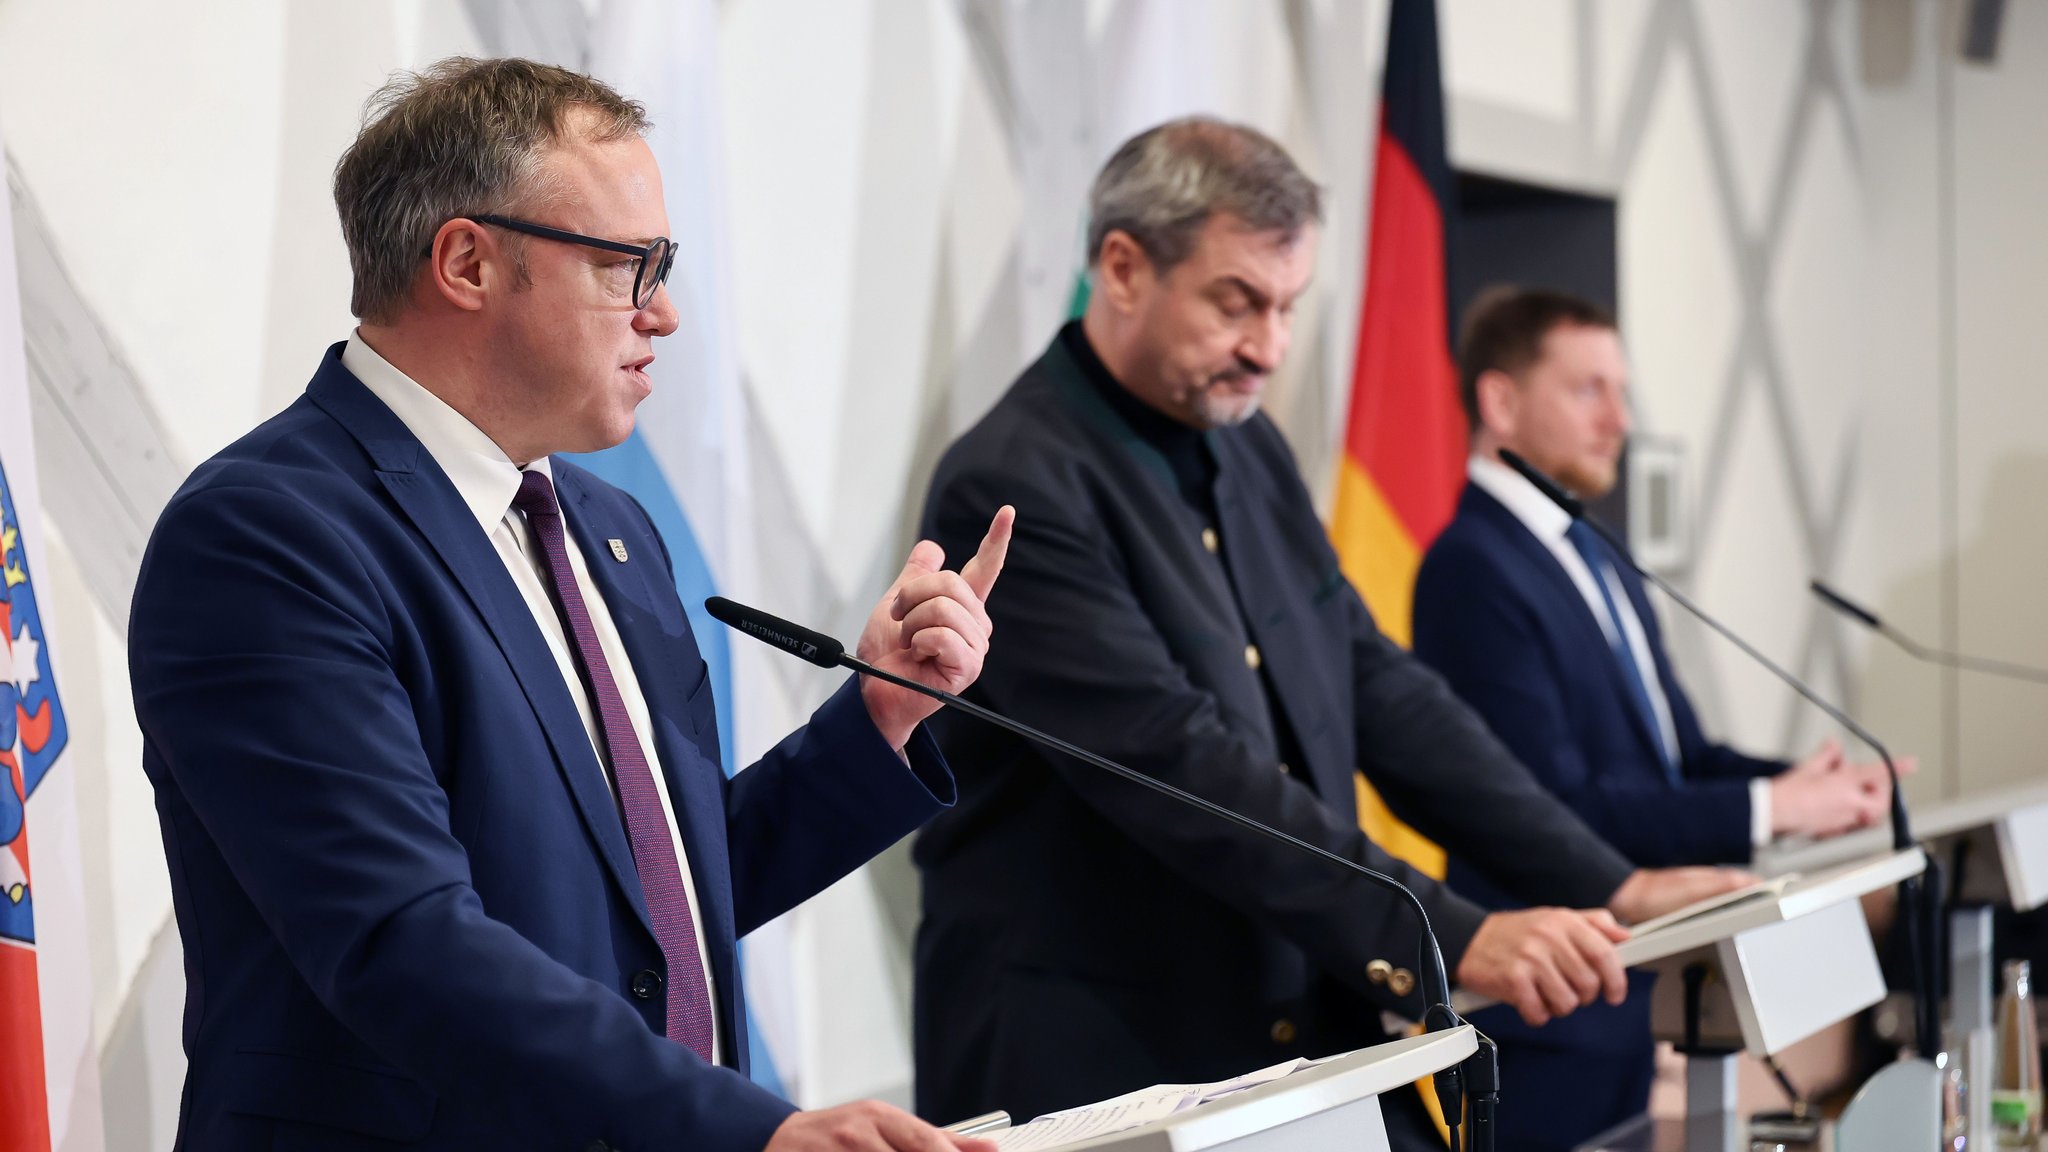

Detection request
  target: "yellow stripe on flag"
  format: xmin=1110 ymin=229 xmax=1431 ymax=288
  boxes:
xmin=1330 ymin=458 xmax=1420 ymax=648
xmin=1329 ymin=459 xmax=1445 ymax=880
xmin=1332 ymin=468 xmax=1452 ymax=1143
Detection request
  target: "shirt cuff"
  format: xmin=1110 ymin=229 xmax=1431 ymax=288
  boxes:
xmin=1749 ymin=777 xmax=1774 ymax=848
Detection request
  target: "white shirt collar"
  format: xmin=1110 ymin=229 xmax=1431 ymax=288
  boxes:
xmin=1466 ymin=453 xmax=1574 ymax=545
xmin=341 ymin=331 xmax=553 ymax=535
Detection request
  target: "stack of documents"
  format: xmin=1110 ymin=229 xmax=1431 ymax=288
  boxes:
xmin=990 ymin=1055 xmax=1333 ymax=1150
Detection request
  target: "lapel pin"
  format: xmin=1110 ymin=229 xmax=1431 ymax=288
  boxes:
xmin=607 ymin=539 xmax=629 ymax=563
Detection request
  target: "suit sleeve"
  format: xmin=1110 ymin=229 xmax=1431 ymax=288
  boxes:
xmin=1410 ymin=543 xmax=1753 ymax=868
xmin=724 ymin=679 xmax=953 ymax=936
xmin=926 ymin=465 xmax=1486 ymax=1013
xmin=130 ymin=485 xmax=794 ymax=1152
xmin=1675 ymin=710 xmax=1788 ymax=785
xmin=1342 ymin=589 xmax=1656 ymax=890
xmin=1661 ymin=642 xmax=1788 ymax=784
xmin=1685 ymin=741 xmax=1787 ymax=782
xmin=625 ymin=489 xmax=955 ymax=936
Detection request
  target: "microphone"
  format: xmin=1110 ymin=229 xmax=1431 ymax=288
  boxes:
xmin=1496 ymin=453 xmax=1912 ymax=852
xmin=1495 ymin=449 xmax=1940 ymax=1060
xmin=1810 ymin=579 xmax=2048 ymax=686
xmin=704 ymin=596 xmax=844 ymax=669
xmin=1502 ymin=455 xmax=1585 ymax=519
xmin=702 ymin=594 xmax=1492 ymax=1147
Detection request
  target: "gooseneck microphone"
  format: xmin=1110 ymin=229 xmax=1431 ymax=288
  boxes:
xmin=701 ymin=594 xmax=1494 ymax=1150
xmin=1495 ymin=449 xmax=1940 ymax=1061
xmin=1496 ymin=454 xmax=1912 ymax=852
xmin=1810 ymin=579 xmax=2048 ymax=686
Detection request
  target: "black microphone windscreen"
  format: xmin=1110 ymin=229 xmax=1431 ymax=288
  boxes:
xmin=1809 ymin=580 xmax=1884 ymax=630
xmin=1496 ymin=450 xmax=1585 ymax=519
xmin=705 ymin=596 xmax=845 ymax=669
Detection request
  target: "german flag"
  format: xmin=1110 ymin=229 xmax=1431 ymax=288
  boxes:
xmin=1331 ymin=0 xmax=1463 ymax=878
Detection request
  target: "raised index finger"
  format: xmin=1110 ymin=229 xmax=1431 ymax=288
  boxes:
xmin=959 ymin=505 xmax=1016 ymax=603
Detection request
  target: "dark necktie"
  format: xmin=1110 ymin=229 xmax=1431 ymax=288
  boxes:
xmin=1564 ymin=520 xmax=1678 ymax=782
xmin=513 ymin=469 xmax=716 ymax=1061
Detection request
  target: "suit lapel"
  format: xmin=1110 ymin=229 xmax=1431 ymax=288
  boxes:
xmin=1465 ymin=486 xmax=1668 ymax=761
xmin=307 ymin=357 xmax=655 ymax=939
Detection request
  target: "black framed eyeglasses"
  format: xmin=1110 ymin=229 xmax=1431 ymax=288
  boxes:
xmin=466 ymin=214 xmax=676 ymax=310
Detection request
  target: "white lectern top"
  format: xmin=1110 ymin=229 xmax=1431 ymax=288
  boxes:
xmin=1452 ymin=848 xmax=1923 ymax=1055
xmin=990 ymin=1025 xmax=1477 ymax=1152
xmin=1633 ymin=848 xmax=1923 ymax=1055
xmin=1616 ymin=847 xmax=1925 ymax=967
xmin=1757 ymin=777 xmax=2048 ymax=910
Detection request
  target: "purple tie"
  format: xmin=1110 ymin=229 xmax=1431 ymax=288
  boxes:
xmin=513 ymin=469 xmax=716 ymax=1062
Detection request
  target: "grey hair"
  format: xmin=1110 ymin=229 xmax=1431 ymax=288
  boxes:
xmin=1085 ymin=117 xmax=1323 ymax=273
xmin=333 ymin=57 xmax=651 ymax=322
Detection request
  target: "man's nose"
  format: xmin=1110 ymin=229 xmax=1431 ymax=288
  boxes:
xmin=1240 ymin=310 xmax=1289 ymax=375
xmin=638 ymin=282 xmax=680 ymax=337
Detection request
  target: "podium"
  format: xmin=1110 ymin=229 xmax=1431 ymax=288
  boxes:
xmin=979 ymin=1026 xmax=1477 ymax=1152
xmin=1757 ymin=776 xmax=2048 ymax=1145
xmin=1755 ymin=777 xmax=2048 ymax=911
xmin=1574 ymin=848 xmax=1927 ymax=1151
xmin=1623 ymin=850 xmax=1923 ymax=1053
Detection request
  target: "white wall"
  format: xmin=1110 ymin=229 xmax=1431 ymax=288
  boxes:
xmin=1950 ymin=0 xmax=2048 ymax=794
xmin=1442 ymin=0 xmax=2042 ymax=812
xmin=1 ymin=0 xmax=2042 ymax=1146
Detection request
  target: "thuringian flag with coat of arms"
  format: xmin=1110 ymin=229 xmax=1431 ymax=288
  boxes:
xmin=0 ymin=452 xmax=69 ymax=1150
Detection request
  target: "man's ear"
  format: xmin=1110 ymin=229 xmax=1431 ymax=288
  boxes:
xmin=1475 ymin=368 xmax=1521 ymax=438
xmin=424 ymin=219 xmax=493 ymax=313
xmin=1091 ymin=230 xmax=1153 ymax=315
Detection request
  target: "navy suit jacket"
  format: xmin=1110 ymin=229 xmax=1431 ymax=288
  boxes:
xmin=130 ymin=345 xmax=954 ymax=1152
xmin=1413 ymin=480 xmax=1783 ymax=1055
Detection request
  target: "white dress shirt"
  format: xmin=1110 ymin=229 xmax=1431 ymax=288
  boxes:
xmin=344 ymin=332 xmax=723 ymax=1061
xmin=1466 ymin=455 xmax=1771 ymax=847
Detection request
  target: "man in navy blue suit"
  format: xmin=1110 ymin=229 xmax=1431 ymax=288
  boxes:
xmin=129 ymin=58 xmax=1011 ymax=1152
xmin=1413 ymin=286 xmax=1905 ymax=1150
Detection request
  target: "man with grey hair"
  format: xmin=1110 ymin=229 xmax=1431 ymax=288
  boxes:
xmin=130 ymin=57 xmax=1010 ymax=1152
xmin=910 ymin=118 xmax=1747 ymax=1146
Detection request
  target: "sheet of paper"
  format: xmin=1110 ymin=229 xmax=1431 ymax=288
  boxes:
xmin=1627 ymin=873 xmax=1798 ymax=937
xmin=989 ymin=1055 xmax=1338 ymax=1149
xmin=1190 ymin=1057 xmax=1314 ymax=1103
xmin=990 ymin=1091 xmax=1192 ymax=1150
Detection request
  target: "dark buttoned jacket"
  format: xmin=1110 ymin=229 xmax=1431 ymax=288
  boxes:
xmin=910 ymin=331 xmax=1636 ymax=1142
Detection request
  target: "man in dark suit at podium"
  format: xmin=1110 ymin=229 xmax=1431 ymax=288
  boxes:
xmin=129 ymin=58 xmax=1010 ymax=1152
xmin=911 ymin=119 xmax=1748 ymax=1150
xmin=1412 ymin=286 xmax=1902 ymax=1151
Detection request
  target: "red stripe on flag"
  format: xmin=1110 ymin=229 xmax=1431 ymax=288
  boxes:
xmin=1 ymin=736 xmax=49 ymax=1149
xmin=0 ymin=938 xmax=49 ymax=1139
xmin=0 ymin=915 xmax=50 ymax=1152
xmin=1343 ymin=128 xmax=1465 ymax=547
